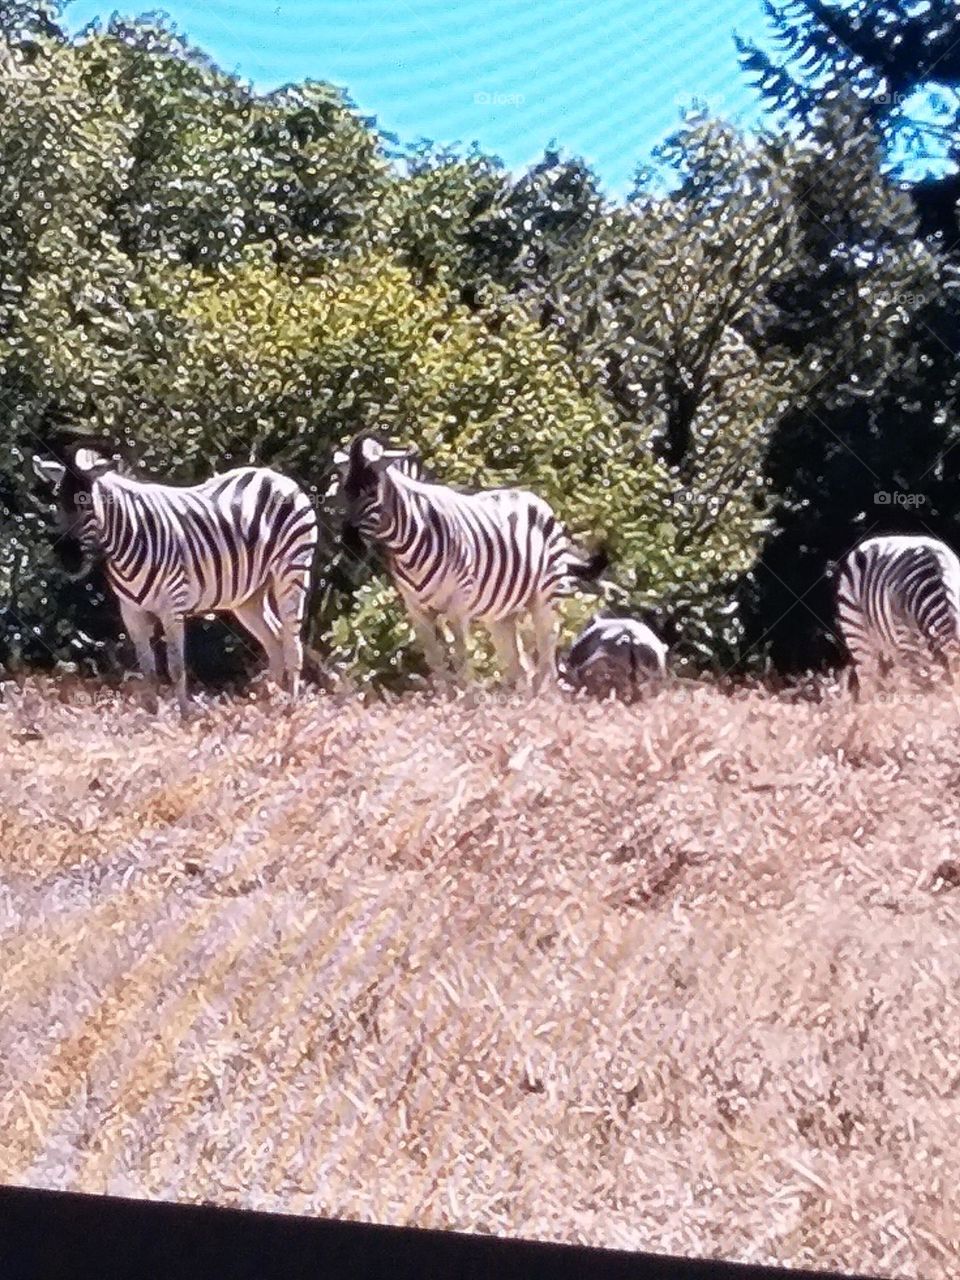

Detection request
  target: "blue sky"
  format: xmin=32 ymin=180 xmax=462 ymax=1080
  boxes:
xmin=64 ymin=0 xmax=775 ymax=197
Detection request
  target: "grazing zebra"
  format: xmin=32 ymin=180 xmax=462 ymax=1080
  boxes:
xmin=32 ymin=435 xmax=318 ymax=715
xmin=331 ymin=431 xmax=608 ymax=688
xmin=561 ymin=614 xmax=668 ymax=699
xmin=835 ymin=534 xmax=960 ymax=696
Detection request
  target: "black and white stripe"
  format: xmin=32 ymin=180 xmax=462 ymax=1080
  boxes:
xmin=835 ymin=534 xmax=960 ymax=693
xmin=332 ymin=432 xmax=607 ymax=686
xmin=33 ymin=439 xmax=317 ymax=713
xmin=562 ymin=614 xmax=668 ymax=698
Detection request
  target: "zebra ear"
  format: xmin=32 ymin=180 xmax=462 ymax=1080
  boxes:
xmin=359 ymin=436 xmax=412 ymax=472
xmin=326 ymin=449 xmax=350 ymax=497
xmin=73 ymin=446 xmax=114 ymax=475
xmin=32 ymin=456 xmax=66 ymax=488
xmin=360 ymin=437 xmax=385 ymax=466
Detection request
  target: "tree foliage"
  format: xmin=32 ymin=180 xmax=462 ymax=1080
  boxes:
xmin=735 ymin=7 xmax=960 ymax=672
xmin=2 ymin=1 xmax=959 ymax=683
xmin=738 ymin=0 xmax=960 ymax=237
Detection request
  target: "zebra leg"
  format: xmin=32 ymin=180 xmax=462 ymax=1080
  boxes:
xmin=275 ymin=579 xmax=308 ymax=700
xmin=231 ymin=587 xmax=285 ymax=692
xmin=405 ymin=601 xmax=451 ymax=678
xmin=530 ymin=600 xmax=558 ymax=692
xmin=163 ymin=613 xmax=193 ymax=719
xmin=844 ymin=635 xmax=883 ymax=703
xmin=448 ymin=617 xmax=471 ymax=685
xmin=846 ymin=662 xmax=861 ymax=703
xmin=925 ymin=637 xmax=954 ymax=685
xmin=877 ymin=650 xmax=896 ymax=680
xmin=486 ymin=618 xmax=524 ymax=689
xmin=255 ymin=572 xmax=309 ymax=699
xmin=932 ymin=644 xmax=960 ymax=726
xmin=119 ymin=601 xmax=159 ymax=714
xmin=854 ymin=650 xmax=887 ymax=701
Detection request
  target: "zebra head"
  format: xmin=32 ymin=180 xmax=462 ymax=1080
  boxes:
xmin=31 ymin=435 xmax=121 ymax=579
xmin=332 ymin=432 xmax=420 ymax=552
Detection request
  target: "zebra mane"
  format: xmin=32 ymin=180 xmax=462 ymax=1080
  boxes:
xmin=334 ymin=430 xmax=479 ymax=495
xmin=388 ymin=452 xmax=425 ymax=481
xmin=385 ymin=451 xmax=479 ymax=494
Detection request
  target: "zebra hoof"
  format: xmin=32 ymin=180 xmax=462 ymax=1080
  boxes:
xmin=429 ymin=674 xmax=458 ymax=698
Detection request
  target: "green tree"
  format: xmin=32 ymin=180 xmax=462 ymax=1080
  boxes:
xmin=0 ymin=12 xmax=389 ymax=669
xmin=739 ymin=1 xmax=960 ymax=237
xmin=121 ymin=249 xmax=669 ymax=680
xmin=739 ymin=95 xmax=955 ymax=672
xmin=524 ymin=120 xmax=807 ymax=662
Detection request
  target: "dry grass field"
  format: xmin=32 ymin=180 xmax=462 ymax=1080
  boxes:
xmin=2 ymin=674 xmax=960 ymax=1277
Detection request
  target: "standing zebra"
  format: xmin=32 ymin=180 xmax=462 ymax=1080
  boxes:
xmin=331 ymin=432 xmax=608 ymax=688
xmin=32 ymin=435 xmax=317 ymax=715
xmin=835 ymin=534 xmax=960 ymax=696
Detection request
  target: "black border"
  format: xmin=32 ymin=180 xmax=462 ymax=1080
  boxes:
xmin=0 ymin=1184 xmax=877 ymax=1280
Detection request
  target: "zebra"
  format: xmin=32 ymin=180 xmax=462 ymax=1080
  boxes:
xmin=331 ymin=445 xmax=425 ymax=568
xmin=330 ymin=431 xmax=608 ymax=688
xmin=835 ymin=534 xmax=960 ymax=697
xmin=560 ymin=614 xmax=668 ymax=699
xmin=32 ymin=434 xmax=318 ymax=715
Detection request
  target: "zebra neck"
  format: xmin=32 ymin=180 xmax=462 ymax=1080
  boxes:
xmin=378 ymin=482 xmax=430 ymax=556
xmin=92 ymin=476 xmax=134 ymax=561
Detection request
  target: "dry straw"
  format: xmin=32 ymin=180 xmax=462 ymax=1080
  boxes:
xmin=1 ymin=675 xmax=959 ymax=1277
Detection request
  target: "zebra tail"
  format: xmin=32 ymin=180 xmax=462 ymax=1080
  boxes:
xmin=597 ymin=577 xmax=631 ymax=603
xmin=566 ymin=545 xmax=609 ymax=581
